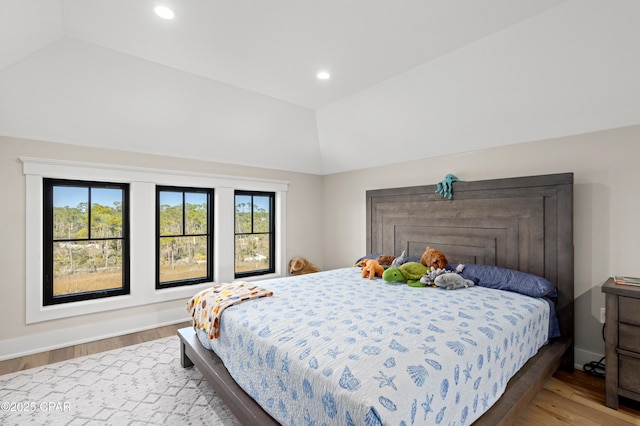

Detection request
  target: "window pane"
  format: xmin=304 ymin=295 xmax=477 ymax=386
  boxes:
xmin=53 ymin=186 xmax=88 ymax=240
xmin=235 ymin=234 xmax=270 ymax=273
xmin=53 ymin=240 xmax=123 ymax=296
xmin=234 ymin=191 xmax=274 ymax=277
xmin=159 ymin=191 xmax=183 ymax=236
xmin=45 ymin=179 xmax=130 ymax=305
xmin=90 ymin=188 xmax=123 ymax=238
xmin=157 ymin=186 xmax=212 ymax=289
xmin=185 ymin=192 xmax=208 ymax=235
xmin=235 ymin=195 xmax=252 ymax=233
xmin=159 ymin=236 xmax=208 ymax=283
xmin=252 ymin=196 xmax=271 ymax=232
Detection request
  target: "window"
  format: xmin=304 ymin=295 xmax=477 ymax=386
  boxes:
xmin=235 ymin=191 xmax=275 ymax=277
xmin=24 ymin=156 xmax=287 ymax=323
xmin=157 ymin=186 xmax=213 ymax=288
xmin=43 ymin=179 xmax=130 ymax=305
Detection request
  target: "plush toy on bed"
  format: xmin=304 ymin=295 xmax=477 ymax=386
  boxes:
xmin=382 ymin=262 xmax=428 ymax=287
xmin=375 ymin=254 xmax=396 ymax=267
xmin=390 ymin=250 xmax=407 ymax=268
xmin=289 ymin=257 xmax=320 ymax=275
xmin=361 ymin=259 xmax=385 ymax=280
xmin=420 ymin=267 xmax=447 ymax=286
xmin=420 ymin=264 xmax=474 ymax=290
xmin=420 ymin=246 xmax=449 ymax=269
xmin=434 ymin=272 xmax=475 ymax=290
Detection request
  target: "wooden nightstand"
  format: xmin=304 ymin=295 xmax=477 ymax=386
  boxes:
xmin=602 ymin=277 xmax=640 ymax=409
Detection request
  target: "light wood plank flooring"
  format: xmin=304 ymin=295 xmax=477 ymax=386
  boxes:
xmin=516 ymin=368 xmax=640 ymax=425
xmin=2 ymin=324 xmax=639 ymax=425
xmin=0 ymin=321 xmax=191 ymax=375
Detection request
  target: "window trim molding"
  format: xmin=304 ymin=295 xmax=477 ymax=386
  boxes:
xmin=21 ymin=156 xmax=288 ymax=324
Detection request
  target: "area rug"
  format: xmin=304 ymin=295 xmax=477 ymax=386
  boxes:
xmin=0 ymin=336 xmax=240 ymax=425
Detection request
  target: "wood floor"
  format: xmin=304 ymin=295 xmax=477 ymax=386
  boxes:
xmin=516 ymin=369 xmax=640 ymax=425
xmin=0 ymin=321 xmax=191 ymax=376
xmin=1 ymin=324 xmax=639 ymax=425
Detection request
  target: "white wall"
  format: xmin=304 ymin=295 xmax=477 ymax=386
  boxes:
xmin=316 ymin=0 xmax=640 ymax=174
xmin=322 ymin=125 xmax=640 ymax=367
xmin=0 ymin=136 xmax=324 ymax=358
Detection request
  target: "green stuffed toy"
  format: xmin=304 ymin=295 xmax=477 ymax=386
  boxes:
xmin=382 ymin=262 xmax=429 ymax=287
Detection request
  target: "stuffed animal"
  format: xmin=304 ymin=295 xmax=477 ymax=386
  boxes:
xmin=434 ymin=273 xmax=475 ymax=290
xmin=420 ymin=246 xmax=449 ymax=269
xmin=289 ymin=257 xmax=320 ymax=275
xmin=376 ymin=254 xmax=396 ymax=267
xmin=420 ymin=267 xmax=447 ymax=286
xmin=361 ymin=259 xmax=384 ymax=280
xmin=390 ymin=250 xmax=407 ymax=268
xmin=421 ymin=264 xmax=471 ymax=289
xmin=382 ymin=262 xmax=428 ymax=287
xmin=436 ymin=174 xmax=463 ymax=199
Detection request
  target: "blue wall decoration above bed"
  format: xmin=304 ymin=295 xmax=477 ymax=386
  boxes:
xmin=436 ymin=173 xmax=463 ymax=199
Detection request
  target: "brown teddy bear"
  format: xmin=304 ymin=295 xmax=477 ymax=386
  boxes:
xmin=360 ymin=259 xmax=384 ymax=280
xmin=420 ymin=246 xmax=449 ymax=269
xmin=376 ymin=254 xmax=396 ymax=266
xmin=289 ymin=257 xmax=320 ymax=275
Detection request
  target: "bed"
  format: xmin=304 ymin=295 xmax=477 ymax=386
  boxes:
xmin=178 ymin=172 xmax=574 ymax=425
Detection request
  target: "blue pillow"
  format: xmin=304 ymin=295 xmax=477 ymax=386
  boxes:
xmin=354 ymin=254 xmax=421 ymax=266
xmin=448 ymin=264 xmax=558 ymax=298
xmin=354 ymin=254 xmax=381 ymax=265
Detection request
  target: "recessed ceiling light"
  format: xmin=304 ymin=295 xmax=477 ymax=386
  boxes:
xmin=155 ymin=6 xmax=175 ymax=20
xmin=317 ymin=71 xmax=331 ymax=80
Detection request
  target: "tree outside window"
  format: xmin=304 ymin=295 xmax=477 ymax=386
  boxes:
xmin=157 ymin=187 xmax=213 ymax=288
xmin=234 ymin=191 xmax=275 ymax=277
xmin=43 ymin=179 xmax=129 ymax=305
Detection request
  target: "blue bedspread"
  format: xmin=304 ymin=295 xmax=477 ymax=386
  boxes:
xmin=194 ymin=267 xmax=551 ymax=425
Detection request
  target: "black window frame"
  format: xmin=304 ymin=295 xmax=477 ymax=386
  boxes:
xmin=234 ymin=190 xmax=275 ymax=278
xmin=43 ymin=178 xmax=130 ymax=306
xmin=156 ymin=186 xmax=214 ymax=289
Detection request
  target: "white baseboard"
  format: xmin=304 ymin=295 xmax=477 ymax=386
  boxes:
xmin=0 ymin=308 xmax=191 ymax=361
xmin=574 ymin=346 xmax=605 ymax=370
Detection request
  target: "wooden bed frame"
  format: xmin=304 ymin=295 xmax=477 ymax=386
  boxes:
xmin=178 ymin=172 xmax=574 ymax=425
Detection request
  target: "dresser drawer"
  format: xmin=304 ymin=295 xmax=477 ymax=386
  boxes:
xmin=620 ymin=296 xmax=640 ymax=326
xmin=619 ymin=323 xmax=640 ymax=353
xmin=619 ymin=354 xmax=640 ymax=394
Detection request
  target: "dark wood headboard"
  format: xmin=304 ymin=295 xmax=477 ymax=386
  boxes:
xmin=366 ymin=173 xmax=574 ymax=345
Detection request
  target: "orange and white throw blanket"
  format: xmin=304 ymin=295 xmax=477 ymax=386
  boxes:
xmin=187 ymin=282 xmax=273 ymax=339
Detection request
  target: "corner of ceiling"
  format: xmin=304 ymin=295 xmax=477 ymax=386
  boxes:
xmin=0 ymin=0 xmax=65 ymax=71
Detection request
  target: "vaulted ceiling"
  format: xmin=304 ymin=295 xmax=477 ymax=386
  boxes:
xmin=1 ymin=0 xmax=639 ymax=174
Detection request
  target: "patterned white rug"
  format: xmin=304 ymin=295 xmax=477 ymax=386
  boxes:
xmin=0 ymin=336 xmax=240 ymax=425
